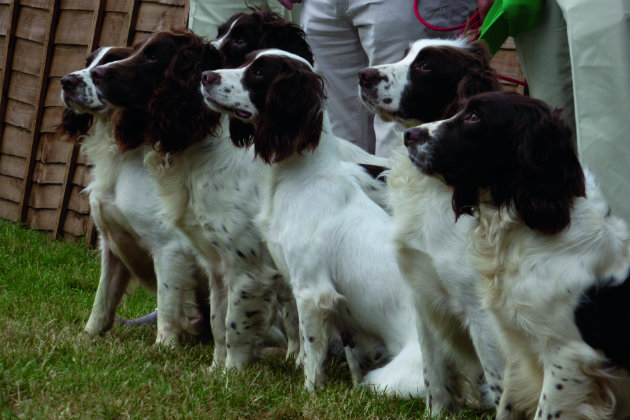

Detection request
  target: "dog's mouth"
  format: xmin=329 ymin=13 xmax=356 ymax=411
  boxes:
xmin=234 ymin=108 xmax=252 ymax=119
xmin=203 ymin=94 xmax=252 ymax=120
xmin=62 ymin=92 xmax=107 ymax=114
xmin=406 ymin=145 xmax=434 ymax=175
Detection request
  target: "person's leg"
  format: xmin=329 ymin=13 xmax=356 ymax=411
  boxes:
xmin=353 ymin=0 xmax=477 ymax=156
xmin=514 ymin=0 xmax=575 ymax=145
xmin=558 ymin=0 xmax=630 ymax=222
xmin=301 ymin=0 xmax=374 ymax=151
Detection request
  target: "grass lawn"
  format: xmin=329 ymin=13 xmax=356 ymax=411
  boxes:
xmin=0 ymin=220 xmax=492 ymax=419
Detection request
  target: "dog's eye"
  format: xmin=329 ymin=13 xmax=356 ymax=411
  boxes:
xmin=465 ymin=112 xmax=480 ymax=123
xmin=252 ymin=67 xmax=263 ymax=77
xmin=414 ymin=62 xmax=430 ymax=72
xmin=234 ymin=37 xmax=247 ymax=46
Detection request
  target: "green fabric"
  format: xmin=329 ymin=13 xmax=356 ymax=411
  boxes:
xmin=479 ymin=0 xmax=546 ymax=55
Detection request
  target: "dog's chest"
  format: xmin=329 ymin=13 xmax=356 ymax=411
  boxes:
xmin=187 ymin=159 xmax=263 ymax=259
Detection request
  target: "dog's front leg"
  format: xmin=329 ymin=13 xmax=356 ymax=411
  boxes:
xmin=85 ymin=240 xmax=132 ymax=335
xmin=276 ymin=279 xmax=301 ymax=363
xmin=224 ymin=271 xmax=277 ymax=369
xmin=209 ymin=270 xmax=228 ymax=369
xmin=467 ymin=309 xmax=505 ymax=409
xmin=295 ymin=284 xmax=343 ymax=392
xmin=154 ymin=242 xmax=202 ymax=346
xmin=416 ymin=314 xmax=461 ymax=416
xmin=536 ymin=345 xmax=616 ymax=420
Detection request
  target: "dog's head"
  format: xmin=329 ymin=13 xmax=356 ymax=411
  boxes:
xmin=89 ymin=29 xmax=223 ymax=152
xmin=404 ymin=91 xmax=585 ymax=234
xmin=58 ymin=46 xmax=132 ymax=137
xmin=201 ymin=49 xmax=325 ymax=164
xmin=358 ymin=38 xmax=500 ymax=126
xmin=211 ymin=10 xmax=315 ymax=143
xmin=211 ymin=9 xmax=313 ymax=68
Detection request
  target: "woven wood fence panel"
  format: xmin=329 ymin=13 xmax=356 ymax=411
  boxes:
xmin=0 ymin=0 xmax=524 ymax=247
xmin=0 ymin=0 xmax=188 ymax=246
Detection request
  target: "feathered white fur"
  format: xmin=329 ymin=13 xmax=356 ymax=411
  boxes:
xmin=360 ymin=38 xmax=506 ymax=412
xmin=143 ymin=124 xmax=295 ymax=369
xmin=202 ymin=50 xmax=425 ymax=397
xmin=60 ymin=47 xmax=209 ymax=345
xmin=471 ymin=172 xmax=630 ymax=420
xmin=387 ymin=145 xmax=504 ymax=411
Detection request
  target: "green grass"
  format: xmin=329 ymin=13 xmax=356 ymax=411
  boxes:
xmin=0 ymin=220 xmax=492 ymax=419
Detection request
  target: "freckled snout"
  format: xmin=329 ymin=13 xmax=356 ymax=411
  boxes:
xmin=60 ymin=74 xmax=81 ymax=91
xmin=358 ymin=68 xmax=387 ymax=89
xmin=404 ymin=127 xmax=431 ymax=148
xmin=201 ymin=71 xmax=220 ymax=86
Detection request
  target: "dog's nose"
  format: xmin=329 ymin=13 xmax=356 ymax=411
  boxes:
xmin=60 ymin=74 xmax=80 ymax=90
xmin=358 ymin=68 xmax=384 ymax=88
xmin=404 ymin=127 xmax=430 ymax=148
xmin=202 ymin=71 xmax=220 ymax=85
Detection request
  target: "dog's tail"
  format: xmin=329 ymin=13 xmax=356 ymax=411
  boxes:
xmin=362 ymin=341 xmax=425 ymax=399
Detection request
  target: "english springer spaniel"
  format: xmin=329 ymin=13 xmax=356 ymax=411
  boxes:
xmin=87 ymin=29 xmax=294 ymax=370
xmin=212 ymin=9 xmax=392 ymax=179
xmin=359 ymin=38 xmax=499 ymax=127
xmin=201 ymin=49 xmax=425 ymax=398
xmin=359 ymin=38 xmax=505 ymax=413
xmin=59 ymin=46 xmax=210 ymax=345
xmin=211 ymin=9 xmax=313 ymax=69
xmin=404 ymin=91 xmax=630 ymax=420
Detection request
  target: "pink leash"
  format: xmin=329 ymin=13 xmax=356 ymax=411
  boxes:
xmin=413 ymin=0 xmax=528 ymax=88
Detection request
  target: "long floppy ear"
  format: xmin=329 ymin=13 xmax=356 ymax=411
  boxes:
xmin=443 ymin=41 xmax=501 ymax=118
xmin=56 ymin=108 xmax=93 ymax=140
xmin=258 ymin=11 xmax=314 ymax=65
xmin=146 ymin=31 xmax=222 ymax=153
xmin=112 ymin=109 xmax=146 ymax=150
xmin=503 ymin=107 xmax=585 ymax=234
xmin=254 ymin=66 xmax=325 ymax=164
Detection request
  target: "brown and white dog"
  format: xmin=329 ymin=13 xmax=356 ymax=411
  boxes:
xmin=404 ymin=91 xmax=630 ymax=420
xmin=59 ymin=46 xmax=210 ymax=345
xmin=359 ymin=38 xmax=505 ymax=413
xmin=201 ymin=49 xmax=426 ymax=398
xmin=86 ymin=29 xmax=295 ymax=370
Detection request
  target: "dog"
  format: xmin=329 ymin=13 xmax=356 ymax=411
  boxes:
xmin=359 ymin=38 xmax=505 ymax=413
xmin=213 ymin=9 xmax=393 ymax=196
xmin=59 ymin=46 xmax=211 ymax=345
xmin=404 ymin=91 xmax=630 ymax=420
xmin=86 ymin=29 xmax=296 ymax=370
xmin=201 ymin=49 xmax=426 ymax=398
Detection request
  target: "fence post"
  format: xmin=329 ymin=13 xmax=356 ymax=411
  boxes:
xmin=17 ymin=0 xmax=61 ymax=224
xmin=54 ymin=0 xmax=106 ymax=241
xmin=0 ymin=0 xmax=20 ymax=152
xmin=122 ymin=0 xmax=140 ymax=46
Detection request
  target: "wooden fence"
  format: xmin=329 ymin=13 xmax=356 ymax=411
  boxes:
xmin=0 ymin=0 xmax=188 ymax=246
xmin=0 ymin=0 xmax=524 ymax=247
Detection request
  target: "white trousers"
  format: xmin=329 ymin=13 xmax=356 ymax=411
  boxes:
xmin=188 ymin=0 xmax=301 ymax=39
xmin=515 ymin=0 xmax=630 ymax=223
xmin=300 ymin=0 xmax=476 ymax=156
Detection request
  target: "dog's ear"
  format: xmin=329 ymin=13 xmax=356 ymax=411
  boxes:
xmin=56 ymin=108 xmax=93 ymax=140
xmin=254 ymin=65 xmax=325 ymax=164
xmin=258 ymin=11 xmax=314 ymax=65
xmin=505 ymin=106 xmax=585 ymax=234
xmin=146 ymin=31 xmax=221 ymax=153
xmin=112 ymin=109 xmax=146 ymax=150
